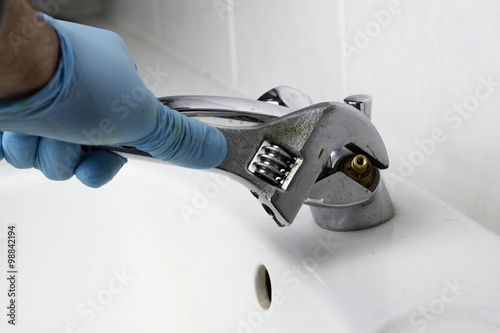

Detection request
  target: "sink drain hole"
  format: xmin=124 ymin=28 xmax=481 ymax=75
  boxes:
xmin=255 ymin=265 xmax=272 ymax=310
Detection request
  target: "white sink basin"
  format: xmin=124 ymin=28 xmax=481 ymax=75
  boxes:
xmin=1 ymin=161 xmax=499 ymax=332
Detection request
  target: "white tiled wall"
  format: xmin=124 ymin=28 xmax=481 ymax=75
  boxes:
xmin=342 ymin=0 xmax=500 ymax=234
xmin=105 ymin=0 xmax=235 ymax=88
xmin=102 ymin=0 xmax=500 ymax=233
xmin=104 ymin=0 xmax=346 ymax=101
xmin=232 ymin=0 xmax=344 ymax=101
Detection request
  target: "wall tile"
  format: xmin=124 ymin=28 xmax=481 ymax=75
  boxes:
xmin=105 ymin=0 xmax=157 ymax=39
xmin=158 ymin=0 xmax=234 ymax=86
xmin=233 ymin=0 xmax=344 ymax=102
xmin=104 ymin=1 xmax=234 ymax=88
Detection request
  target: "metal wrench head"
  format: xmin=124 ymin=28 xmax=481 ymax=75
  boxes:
xmin=214 ymin=101 xmax=389 ymax=227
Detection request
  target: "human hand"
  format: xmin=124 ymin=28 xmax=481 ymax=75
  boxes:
xmin=0 ymin=14 xmax=227 ymax=187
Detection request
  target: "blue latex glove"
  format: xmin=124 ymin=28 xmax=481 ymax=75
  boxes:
xmin=0 ymin=14 xmax=227 ymax=188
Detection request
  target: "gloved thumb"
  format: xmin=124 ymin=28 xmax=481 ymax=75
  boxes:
xmin=131 ymin=105 xmax=227 ymax=169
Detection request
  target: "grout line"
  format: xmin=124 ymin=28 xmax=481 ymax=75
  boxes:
xmin=103 ymin=16 xmax=244 ymax=96
xmin=337 ymin=0 xmax=348 ymax=97
xmin=227 ymin=0 xmax=239 ymax=90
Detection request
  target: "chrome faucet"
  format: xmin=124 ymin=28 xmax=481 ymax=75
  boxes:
xmin=98 ymin=86 xmax=394 ymax=231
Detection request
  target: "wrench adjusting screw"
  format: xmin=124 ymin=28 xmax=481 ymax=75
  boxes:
xmin=248 ymin=141 xmax=301 ymax=189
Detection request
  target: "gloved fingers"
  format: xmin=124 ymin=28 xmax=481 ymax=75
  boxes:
xmin=34 ymin=138 xmax=84 ymax=181
xmin=75 ymin=150 xmax=127 ymax=188
xmin=2 ymin=134 xmax=126 ymax=187
xmin=133 ymin=105 xmax=227 ymax=169
xmin=0 ymin=132 xmax=4 ymax=161
xmin=2 ymin=132 xmax=39 ymax=169
xmin=37 ymin=139 xmax=128 ymax=187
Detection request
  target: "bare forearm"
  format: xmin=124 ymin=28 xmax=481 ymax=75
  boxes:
xmin=0 ymin=0 xmax=59 ymax=101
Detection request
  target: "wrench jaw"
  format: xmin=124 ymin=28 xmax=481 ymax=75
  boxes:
xmin=316 ymin=102 xmax=389 ymax=170
xmin=214 ymin=102 xmax=390 ymax=228
xmin=302 ymin=102 xmax=394 ymax=231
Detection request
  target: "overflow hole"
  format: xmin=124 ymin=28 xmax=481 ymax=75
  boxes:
xmin=255 ymin=265 xmax=272 ymax=310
